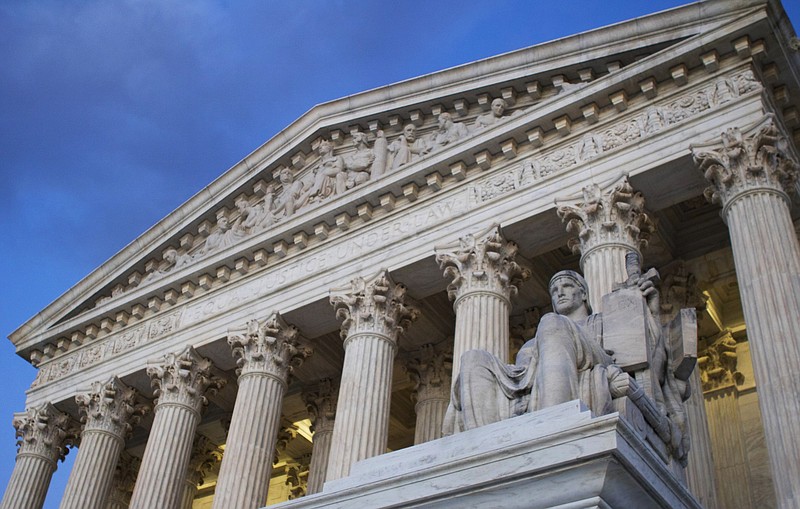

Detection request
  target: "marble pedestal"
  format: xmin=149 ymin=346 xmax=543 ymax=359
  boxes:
xmin=271 ymin=400 xmax=700 ymax=509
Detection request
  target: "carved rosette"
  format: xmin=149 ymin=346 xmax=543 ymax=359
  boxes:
xmin=187 ymin=435 xmax=222 ymax=487
xmin=691 ymin=114 xmax=799 ymax=213
xmin=13 ymin=403 xmax=79 ymax=464
xmin=147 ymin=346 xmax=226 ymax=413
xmin=75 ymin=377 xmax=149 ymax=438
xmin=330 ymin=269 xmax=419 ymax=344
xmin=404 ymin=344 xmax=453 ymax=403
xmin=435 ymin=225 xmax=530 ymax=304
xmin=302 ymin=378 xmax=338 ymax=434
xmin=557 ymin=176 xmax=655 ymax=258
xmin=698 ymin=332 xmax=744 ymax=392
xmin=228 ymin=312 xmax=311 ymax=383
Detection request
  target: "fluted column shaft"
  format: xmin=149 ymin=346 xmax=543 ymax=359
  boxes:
xmin=693 ymin=115 xmax=800 ymax=508
xmin=705 ymin=387 xmax=752 ymax=509
xmin=213 ymin=374 xmax=285 ymax=507
xmin=405 ymin=344 xmax=452 ymax=444
xmin=1 ymin=404 xmax=76 ymax=509
xmin=61 ymin=378 xmax=146 ymax=509
xmin=303 ymin=380 xmax=337 ymax=495
xmin=580 ymin=244 xmax=632 ymax=311
xmin=436 ymin=225 xmax=529 ymax=380
xmin=685 ymin=370 xmax=719 ymax=509
xmin=129 ymin=347 xmax=224 ymax=509
xmin=306 ymin=425 xmax=333 ymax=495
xmin=327 ymin=270 xmax=418 ymax=481
xmin=327 ymin=333 xmax=396 ymax=481
xmin=213 ymin=313 xmax=310 ymax=509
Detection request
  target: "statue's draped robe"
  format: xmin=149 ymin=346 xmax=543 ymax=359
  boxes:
xmin=445 ymin=312 xmax=617 ymax=434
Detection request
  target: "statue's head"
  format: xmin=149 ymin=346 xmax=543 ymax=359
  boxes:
xmin=548 ymin=270 xmax=591 ymax=316
xmin=491 ymin=98 xmax=507 ymax=117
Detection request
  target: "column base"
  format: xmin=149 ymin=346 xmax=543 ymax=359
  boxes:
xmin=272 ymin=400 xmax=701 ymax=509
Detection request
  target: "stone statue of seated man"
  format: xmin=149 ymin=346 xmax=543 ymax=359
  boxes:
xmin=444 ymin=270 xmax=632 ymax=434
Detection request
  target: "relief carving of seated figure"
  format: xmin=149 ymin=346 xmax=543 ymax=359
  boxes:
xmin=299 ymin=140 xmax=346 ymax=204
xmin=431 ymin=112 xmax=469 ymax=150
xmin=474 ymin=98 xmax=509 ymax=129
xmin=444 ymin=270 xmax=631 ymax=434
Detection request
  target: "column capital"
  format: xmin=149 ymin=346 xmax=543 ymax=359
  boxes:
xmin=330 ymin=269 xmax=419 ymax=344
xmin=698 ymin=331 xmax=744 ymax=393
xmin=302 ymin=378 xmax=338 ymax=434
xmin=435 ymin=224 xmax=530 ymax=303
xmin=658 ymin=261 xmax=707 ymax=326
xmin=228 ymin=312 xmax=312 ymax=382
xmin=691 ymin=114 xmax=799 ymax=213
xmin=557 ymin=175 xmax=655 ymax=258
xmin=13 ymin=402 xmax=79 ymax=464
xmin=75 ymin=377 xmax=149 ymax=438
xmin=403 ymin=343 xmax=452 ymax=403
xmin=112 ymin=452 xmax=141 ymax=497
xmin=187 ymin=435 xmax=222 ymax=487
xmin=147 ymin=346 xmax=226 ymax=413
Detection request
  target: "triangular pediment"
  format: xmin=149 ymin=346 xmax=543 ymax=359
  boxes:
xmin=12 ymin=0 xmax=794 ymax=360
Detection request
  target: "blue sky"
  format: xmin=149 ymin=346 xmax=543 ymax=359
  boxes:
xmin=1 ymin=1 xmax=797 ymax=506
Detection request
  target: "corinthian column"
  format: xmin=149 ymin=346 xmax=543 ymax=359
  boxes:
xmin=212 ymin=312 xmax=311 ymax=509
xmin=106 ymin=452 xmax=139 ymax=509
xmin=692 ymin=115 xmax=800 ymax=508
xmin=1 ymin=403 xmax=78 ymax=509
xmin=60 ymin=378 xmax=148 ymax=509
xmin=129 ymin=347 xmax=225 ymax=509
xmin=699 ymin=332 xmax=750 ymax=509
xmin=435 ymin=225 xmax=529 ymax=379
xmin=660 ymin=264 xmax=718 ymax=509
xmin=302 ymin=379 xmax=338 ymax=495
xmin=404 ymin=344 xmax=452 ymax=444
xmin=557 ymin=176 xmax=655 ymax=312
xmin=326 ymin=270 xmax=419 ymax=481
xmin=181 ymin=435 xmax=221 ymax=509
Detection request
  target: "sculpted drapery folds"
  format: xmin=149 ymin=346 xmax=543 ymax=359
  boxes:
xmin=692 ymin=114 xmax=799 ymax=210
xmin=228 ymin=312 xmax=312 ymax=383
xmin=330 ymin=269 xmax=419 ymax=344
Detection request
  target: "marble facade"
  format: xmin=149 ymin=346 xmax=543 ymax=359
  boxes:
xmin=4 ymin=1 xmax=800 ymax=508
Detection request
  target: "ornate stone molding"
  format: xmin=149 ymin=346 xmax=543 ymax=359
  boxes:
xmin=75 ymin=377 xmax=149 ymax=438
xmin=403 ymin=344 xmax=453 ymax=403
xmin=302 ymin=378 xmax=338 ymax=434
xmin=147 ymin=346 xmax=226 ymax=413
xmin=698 ymin=332 xmax=743 ymax=392
xmin=330 ymin=269 xmax=419 ymax=344
xmin=13 ymin=403 xmax=79 ymax=464
xmin=691 ymin=114 xmax=799 ymax=215
xmin=557 ymin=176 xmax=655 ymax=259
xmin=187 ymin=435 xmax=222 ymax=487
xmin=435 ymin=224 xmax=530 ymax=305
xmin=228 ymin=312 xmax=311 ymax=383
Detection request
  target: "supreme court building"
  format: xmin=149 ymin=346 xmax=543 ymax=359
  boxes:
xmin=3 ymin=0 xmax=800 ymax=508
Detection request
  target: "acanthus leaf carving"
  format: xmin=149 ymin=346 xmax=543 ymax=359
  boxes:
xmin=435 ymin=224 xmax=530 ymax=303
xmin=330 ymin=269 xmax=419 ymax=343
xmin=13 ymin=402 xmax=80 ymax=463
xmin=403 ymin=343 xmax=453 ymax=404
xmin=302 ymin=378 xmax=338 ymax=434
xmin=698 ymin=331 xmax=744 ymax=392
xmin=146 ymin=346 xmax=226 ymax=412
xmin=75 ymin=377 xmax=149 ymax=439
xmin=227 ymin=312 xmax=312 ymax=382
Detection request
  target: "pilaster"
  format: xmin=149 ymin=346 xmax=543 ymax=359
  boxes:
xmin=128 ymin=346 xmax=225 ymax=509
xmin=404 ymin=344 xmax=452 ymax=444
xmin=326 ymin=270 xmax=418 ymax=481
xmin=212 ymin=312 xmax=311 ymax=509
xmin=435 ymin=225 xmax=529 ymax=379
xmin=692 ymin=114 xmax=800 ymax=508
xmin=557 ymin=176 xmax=655 ymax=311
xmin=302 ymin=379 xmax=338 ymax=495
xmin=1 ymin=403 xmax=78 ymax=509
xmin=61 ymin=377 xmax=148 ymax=509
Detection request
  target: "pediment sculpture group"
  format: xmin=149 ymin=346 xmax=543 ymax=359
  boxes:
xmin=141 ymin=99 xmax=521 ymax=285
